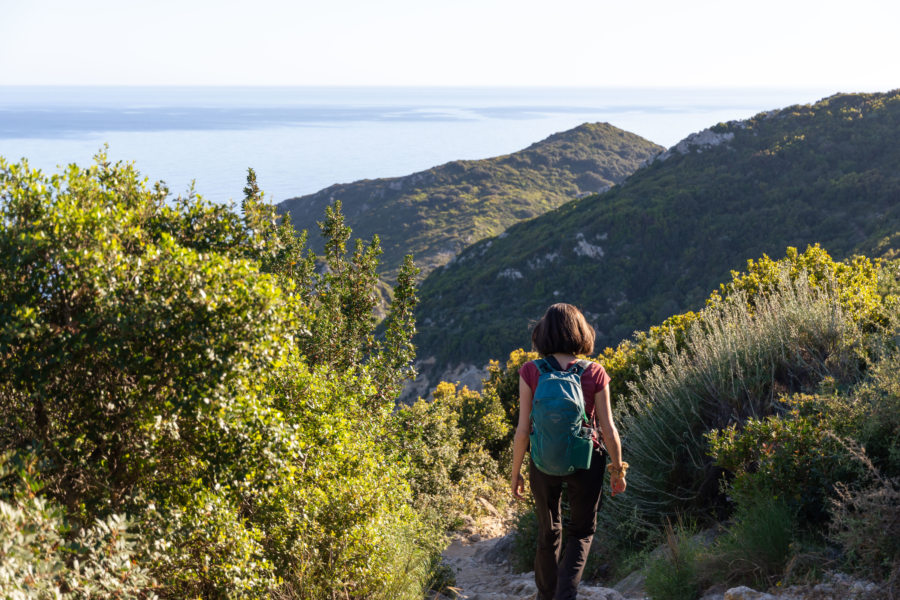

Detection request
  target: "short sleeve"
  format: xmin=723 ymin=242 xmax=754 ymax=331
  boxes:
xmin=519 ymin=361 xmax=540 ymax=393
xmin=588 ymin=363 xmax=610 ymax=392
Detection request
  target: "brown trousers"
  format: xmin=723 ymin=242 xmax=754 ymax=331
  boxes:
xmin=529 ymin=448 xmax=606 ymax=600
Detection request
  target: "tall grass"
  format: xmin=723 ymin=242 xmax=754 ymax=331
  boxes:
xmin=643 ymin=518 xmax=703 ymax=600
xmin=606 ymin=271 xmax=861 ymax=529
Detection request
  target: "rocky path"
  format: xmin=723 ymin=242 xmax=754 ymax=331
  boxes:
xmin=439 ymin=530 xmax=629 ymax=600
xmin=438 ymin=525 xmax=887 ymax=600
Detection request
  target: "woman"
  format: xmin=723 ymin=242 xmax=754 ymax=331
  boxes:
xmin=510 ymin=303 xmax=627 ymax=600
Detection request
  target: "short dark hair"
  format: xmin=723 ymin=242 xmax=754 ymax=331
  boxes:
xmin=531 ymin=303 xmax=595 ymax=356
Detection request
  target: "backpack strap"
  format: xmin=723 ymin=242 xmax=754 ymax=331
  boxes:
xmin=535 ymin=358 xmax=554 ymax=375
xmin=543 ymin=355 xmax=590 ymax=375
xmin=543 ymin=355 xmax=563 ymax=372
xmin=571 ymin=359 xmax=591 ymax=376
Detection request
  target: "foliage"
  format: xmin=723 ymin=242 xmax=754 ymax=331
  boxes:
xmin=279 ymin=123 xmax=662 ymax=282
xmin=509 ymin=506 xmax=540 ymax=573
xmin=483 ymin=348 xmax=540 ymax=439
xmin=601 ymin=244 xmax=885 ymax=403
xmin=0 ymin=154 xmax=427 ymax=598
xmin=826 ymin=352 xmax=900 ymax=582
xmin=707 ymin=395 xmax=866 ymax=524
xmin=643 ymin=520 xmax=702 ymax=600
xmin=415 ymin=91 xmax=900 ymax=380
xmin=850 ymin=352 xmax=900 ymax=478
xmin=830 ymin=478 xmax=900 ymax=581
xmin=608 ymin=272 xmax=862 ymax=528
xmin=0 ymin=452 xmax=155 ymax=599
xmin=393 ymin=380 xmax=510 ymax=532
xmin=705 ymin=496 xmax=797 ymax=588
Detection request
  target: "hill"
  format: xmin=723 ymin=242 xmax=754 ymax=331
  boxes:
xmin=411 ymin=90 xmax=900 ymax=393
xmin=277 ymin=123 xmax=663 ymax=281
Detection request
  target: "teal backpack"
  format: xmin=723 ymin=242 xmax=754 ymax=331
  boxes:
xmin=529 ymin=357 xmax=595 ymax=476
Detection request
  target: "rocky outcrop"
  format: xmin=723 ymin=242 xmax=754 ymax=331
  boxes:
xmin=655 ymin=128 xmax=735 ymax=161
xmin=400 ymin=358 xmax=488 ymax=403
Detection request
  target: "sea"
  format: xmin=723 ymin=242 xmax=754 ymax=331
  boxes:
xmin=0 ymin=86 xmax=836 ymax=205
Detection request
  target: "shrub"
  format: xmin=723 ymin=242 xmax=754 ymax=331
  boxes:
xmin=707 ymin=396 xmax=865 ymax=525
xmin=482 ymin=348 xmax=539 ymax=450
xmin=0 ymin=452 xmax=155 ymax=599
xmin=394 ymin=380 xmax=511 ymax=532
xmin=510 ymin=505 xmax=540 ymax=573
xmin=830 ymin=477 xmax=900 ymax=581
xmin=610 ymin=271 xmax=862 ymax=529
xmin=599 ymin=245 xmax=889 ymax=404
xmin=643 ymin=520 xmax=702 ymax=600
xmin=853 ymin=352 xmax=900 ymax=478
xmin=0 ymin=155 xmax=429 ymax=598
xmin=706 ymin=495 xmax=797 ymax=588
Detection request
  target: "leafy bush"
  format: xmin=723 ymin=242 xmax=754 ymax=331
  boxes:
xmin=707 ymin=395 xmax=865 ymax=524
xmin=394 ymin=380 xmax=511 ymax=532
xmin=600 ymin=245 xmax=887 ymax=403
xmin=0 ymin=452 xmax=155 ymax=599
xmin=830 ymin=477 xmax=900 ymax=581
xmin=0 ymin=154 xmax=429 ymax=598
xmin=510 ymin=505 xmax=539 ymax=573
xmin=852 ymin=353 xmax=900 ymax=478
xmin=610 ymin=271 xmax=861 ymax=529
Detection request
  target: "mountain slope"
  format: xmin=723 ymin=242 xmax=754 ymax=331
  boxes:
xmin=277 ymin=123 xmax=662 ymax=281
xmin=413 ymin=91 xmax=900 ymax=389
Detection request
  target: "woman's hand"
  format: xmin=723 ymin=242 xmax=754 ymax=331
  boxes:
xmin=511 ymin=472 xmax=526 ymax=500
xmin=610 ymin=474 xmax=626 ymax=497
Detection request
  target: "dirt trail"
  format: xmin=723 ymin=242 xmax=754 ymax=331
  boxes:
xmin=438 ymin=525 xmax=886 ymax=600
xmin=440 ymin=529 xmax=630 ymax=600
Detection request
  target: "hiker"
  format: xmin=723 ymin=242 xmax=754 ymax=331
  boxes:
xmin=510 ymin=302 xmax=627 ymax=600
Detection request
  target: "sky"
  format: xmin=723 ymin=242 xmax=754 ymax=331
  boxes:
xmin=0 ymin=0 xmax=897 ymax=89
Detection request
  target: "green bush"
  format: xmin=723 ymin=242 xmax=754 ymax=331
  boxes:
xmin=0 ymin=452 xmax=155 ymax=599
xmin=853 ymin=353 xmax=900 ymax=478
xmin=394 ymin=380 xmax=511 ymax=532
xmin=0 ymin=155 xmax=429 ymax=598
xmin=830 ymin=477 xmax=900 ymax=581
xmin=707 ymin=495 xmax=797 ymax=588
xmin=610 ymin=271 xmax=862 ymax=529
xmin=643 ymin=520 xmax=701 ymax=600
xmin=707 ymin=396 xmax=865 ymax=525
xmin=600 ymin=245 xmax=888 ymax=404
xmin=510 ymin=505 xmax=539 ymax=573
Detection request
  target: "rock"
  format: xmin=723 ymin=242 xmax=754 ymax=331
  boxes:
xmin=480 ymin=532 xmax=515 ymax=565
xmin=699 ymin=582 xmax=728 ymax=600
xmin=469 ymin=533 xmax=483 ymax=543
xmin=577 ymin=587 xmax=626 ymax=600
xmin=724 ymin=586 xmax=776 ymax=600
xmin=612 ymin=568 xmax=645 ymax=599
xmin=477 ymin=497 xmax=502 ymax=519
xmin=656 ymin=128 xmax=735 ymax=161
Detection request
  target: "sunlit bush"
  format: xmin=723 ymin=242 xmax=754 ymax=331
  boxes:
xmin=0 ymin=154 xmax=427 ymax=598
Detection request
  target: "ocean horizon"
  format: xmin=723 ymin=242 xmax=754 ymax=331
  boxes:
xmin=0 ymin=85 xmax=839 ymax=204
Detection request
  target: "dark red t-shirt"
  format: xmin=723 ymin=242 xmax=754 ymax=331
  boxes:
xmin=519 ymin=359 xmax=611 ymax=447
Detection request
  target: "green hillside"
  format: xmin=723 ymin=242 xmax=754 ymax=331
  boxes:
xmin=277 ymin=122 xmax=662 ymax=281
xmin=414 ymin=90 xmax=900 ymax=379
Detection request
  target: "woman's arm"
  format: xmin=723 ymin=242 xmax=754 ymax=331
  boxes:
xmin=510 ymin=375 xmax=533 ymax=499
xmin=594 ymin=384 xmax=626 ymax=496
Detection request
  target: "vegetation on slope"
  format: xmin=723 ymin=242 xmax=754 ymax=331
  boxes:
xmin=278 ymin=122 xmax=663 ymax=281
xmin=414 ymin=90 xmax=900 ymax=378
xmin=448 ymin=246 xmax=900 ymax=594
xmin=3 ymin=149 xmax=899 ymax=597
xmin=0 ymin=154 xmax=434 ymax=598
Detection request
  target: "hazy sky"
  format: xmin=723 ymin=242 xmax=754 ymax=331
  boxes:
xmin=0 ymin=0 xmax=896 ymax=88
